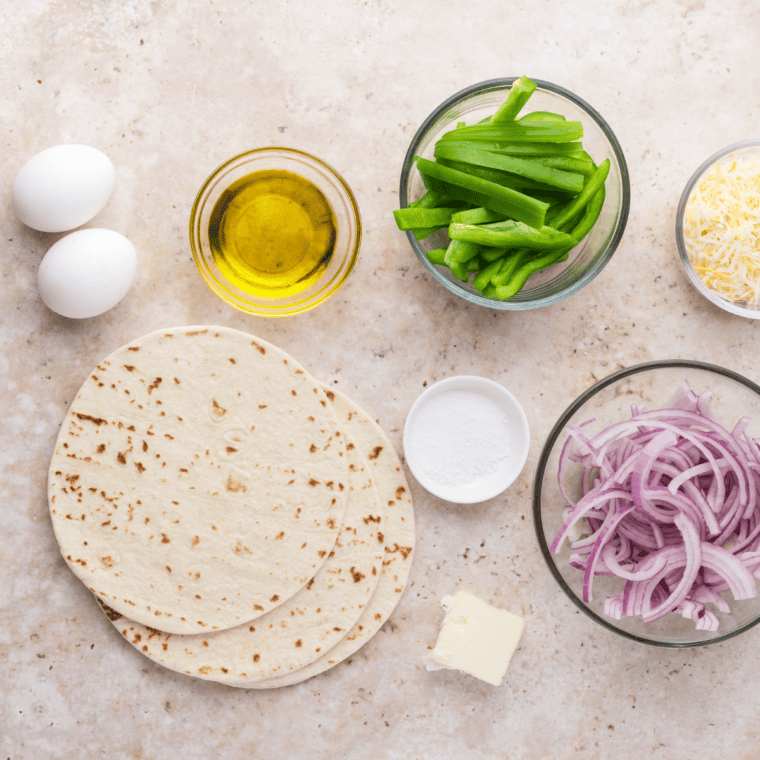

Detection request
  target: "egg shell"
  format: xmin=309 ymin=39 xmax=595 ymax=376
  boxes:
xmin=38 ymin=229 xmax=137 ymax=319
xmin=12 ymin=145 xmax=115 ymax=233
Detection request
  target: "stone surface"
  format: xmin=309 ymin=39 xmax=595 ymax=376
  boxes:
xmin=2 ymin=1 xmax=760 ymax=758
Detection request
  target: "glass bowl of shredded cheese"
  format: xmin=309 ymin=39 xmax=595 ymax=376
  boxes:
xmin=676 ymin=139 xmax=760 ymax=318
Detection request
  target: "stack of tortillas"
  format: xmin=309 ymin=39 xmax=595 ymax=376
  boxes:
xmin=47 ymin=326 xmax=414 ymax=688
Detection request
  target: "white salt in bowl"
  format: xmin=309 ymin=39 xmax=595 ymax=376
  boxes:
xmin=403 ymin=376 xmax=530 ymax=504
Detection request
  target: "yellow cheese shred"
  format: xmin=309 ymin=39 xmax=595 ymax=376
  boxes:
xmin=683 ymin=153 xmax=760 ymax=305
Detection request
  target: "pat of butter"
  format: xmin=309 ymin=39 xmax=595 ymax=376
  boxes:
xmin=425 ymin=591 xmax=524 ymax=686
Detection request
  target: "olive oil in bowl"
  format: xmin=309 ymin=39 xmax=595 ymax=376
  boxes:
xmin=208 ymin=169 xmax=337 ymax=298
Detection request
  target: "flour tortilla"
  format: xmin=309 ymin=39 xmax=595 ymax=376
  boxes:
xmin=101 ymin=428 xmax=384 ymax=685
xmin=248 ymin=386 xmax=415 ymax=688
xmin=48 ymin=326 xmax=349 ymax=634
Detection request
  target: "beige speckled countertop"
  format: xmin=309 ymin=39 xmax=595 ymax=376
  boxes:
xmin=3 ymin=1 xmax=760 ymax=758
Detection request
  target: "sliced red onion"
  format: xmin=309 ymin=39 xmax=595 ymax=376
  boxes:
xmin=552 ymin=380 xmax=760 ymax=631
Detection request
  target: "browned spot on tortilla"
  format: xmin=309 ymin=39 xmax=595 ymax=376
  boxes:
xmin=142 ymin=441 xmax=149 ymax=453
xmin=396 ymin=486 xmax=407 ymax=499
xmin=127 ymin=346 xmax=140 ymax=352
xmin=234 ymin=541 xmax=252 ymax=555
xmin=116 ymin=452 xmax=127 ymax=465
xmin=225 ymin=446 xmax=237 ymax=454
xmin=161 ymin=533 xmax=170 ymax=544
xmin=211 ymin=399 xmax=227 ymax=419
xmin=250 ymin=340 xmax=266 ymax=355
xmin=320 ymin=400 xmax=326 ymax=407
xmin=96 ymin=444 xmax=106 ymax=454
xmin=291 ymin=389 xmax=297 ymax=396
xmin=377 ymin=532 xmax=384 ymax=544
xmin=186 ymin=329 xmax=208 ymax=337
xmin=374 ymin=613 xmax=382 ymax=620
xmin=191 ymin=536 xmax=200 ymax=547
xmin=165 ymin=566 xmax=171 ymax=573
xmin=386 ymin=543 xmax=412 ymax=560
xmin=229 ymin=357 xmax=236 ymax=364
xmin=146 ymin=377 xmax=162 ymax=395
xmin=198 ymin=666 xmax=212 ymax=675
xmin=363 ymin=514 xmax=381 ymax=524
xmin=295 ymin=639 xmax=303 ymax=648
xmin=387 ymin=500 xmax=395 ymax=506
xmin=318 ymin=550 xmax=326 ymax=558
xmin=308 ymin=478 xmax=320 ymax=487
xmin=270 ymin=595 xmax=279 ymax=603
xmin=346 ymin=442 xmax=355 ymax=451
xmin=101 ymin=556 xmax=114 ymax=567
xmin=308 ymin=416 xmax=314 ymax=422
xmin=249 ymin=625 xmax=256 ymax=632
xmin=368 ymin=446 xmax=383 ymax=460
xmin=351 ymin=567 xmax=365 ymax=584
xmin=306 ymin=578 xmax=315 ymax=590
xmin=123 ymin=364 xmax=136 ymax=372
xmin=309 ymin=444 xmax=317 ymax=453
xmin=333 ymin=627 xmax=343 ymax=632
xmin=258 ymin=404 xmax=267 ymax=409
xmin=254 ymin=605 xmax=264 ymax=611
xmin=325 ymin=390 xmax=335 ymax=401
xmin=135 ymin=462 xmax=146 ymax=474
xmin=97 ymin=599 xmax=122 ymax=621
xmin=226 ymin=475 xmax=247 ymax=493
xmin=179 ymin=468 xmax=188 ymax=473
xmin=326 ymin=518 xmax=336 ymax=530
xmin=273 ymin=531 xmax=285 ymax=541
xmin=253 ymin=654 xmax=261 ymax=663
xmin=76 ymin=413 xmax=107 ymax=426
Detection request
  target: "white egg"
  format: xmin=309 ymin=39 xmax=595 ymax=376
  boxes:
xmin=38 ymin=229 xmax=137 ymax=319
xmin=12 ymin=145 xmax=115 ymax=233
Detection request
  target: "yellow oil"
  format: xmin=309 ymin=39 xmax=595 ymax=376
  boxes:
xmin=208 ymin=169 xmax=337 ymax=297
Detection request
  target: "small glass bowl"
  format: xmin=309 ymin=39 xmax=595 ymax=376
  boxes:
xmin=675 ymin=139 xmax=760 ymax=319
xmin=399 ymin=78 xmax=630 ymax=310
xmin=534 ymin=360 xmax=760 ymax=647
xmin=403 ymin=375 xmax=530 ymax=504
xmin=189 ymin=147 xmax=361 ymax=317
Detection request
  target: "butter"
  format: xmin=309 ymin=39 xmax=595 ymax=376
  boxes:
xmin=425 ymin=591 xmax=524 ymax=686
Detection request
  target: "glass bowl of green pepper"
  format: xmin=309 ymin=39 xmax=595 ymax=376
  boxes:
xmin=398 ymin=77 xmax=630 ymax=310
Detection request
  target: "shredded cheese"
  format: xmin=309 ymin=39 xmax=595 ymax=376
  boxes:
xmin=683 ymin=152 xmax=760 ymax=305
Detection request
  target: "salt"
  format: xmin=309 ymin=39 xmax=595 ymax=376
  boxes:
xmin=405 ymin=389 xmax=513 ymax=487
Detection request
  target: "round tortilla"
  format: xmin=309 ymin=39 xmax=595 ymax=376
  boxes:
xmin=247 ymin=386 xmax=415 ymax=689
xmin=48 ymin=326 xmax=349 ymax=634
xmin=102 ymin=428 xmax=385 ymax=685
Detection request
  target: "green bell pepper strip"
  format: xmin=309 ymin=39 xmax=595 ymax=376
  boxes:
xmin=444 ymin=238 xmax=481 ymax=266
xmin=491 ymin=249 xmax=531 ymax=286
xmin=393 ymin=207 xmax=459 ymax=230
xmin=490 ymin=75 xmax=537 ymax=123
xmin=435 ymin=143 xmax=584 ymax=193
xmin=449 ymin=220 xmax=577 ymax=251
xmin=435 ymin=157 xmax=564 ymax=194
xmin=480 ymin=245 xmax=512 ymax=262
xmin=425 ymin=248 xmax=447 ymax=266
xmin=492 ymin=247 xmax=571 ymax=300
xmin=472 ymin=256 xmax=506 ymax=292
xmin=440 ymin=140 xmax=584 ymax=157
xmin=416 ymin=157 xmax=548 ymax=228
xmin=548 ymin=158 xmax=609 ymax=230
xmin=450 ymin=259 xmax=469 ymax=281
xmin=517 ymin=111 xmax=565 ymax=123
xmin=440 ymin=121 xmax=583 ymax=144
xmin=407 ymin=190 xmax=454 ymax=239
xmin=450 ymin=207 xmax=506 ymax=225
xmin=570 ymin=185 xmax=605 ymax=241
xmin=533 ymin=156 xmax=596 ymax=176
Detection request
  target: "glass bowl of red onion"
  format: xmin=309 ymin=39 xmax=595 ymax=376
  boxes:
xmin=534 ymin=360 xmax=760 ymax=647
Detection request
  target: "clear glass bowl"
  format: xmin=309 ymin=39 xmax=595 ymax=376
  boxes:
xmin=675 ymin=139 xmax=760 ymax=319
xmin=190 ymin=147 xmax=361 ymax=317
xmin=399 ymin=78 xmax=630 ymax=310
xmin=534 ymin=360 xmax=760 ymax=647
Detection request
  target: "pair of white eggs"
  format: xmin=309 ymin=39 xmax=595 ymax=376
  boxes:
xmin=12 ymin=144 xmax=137 ymax=319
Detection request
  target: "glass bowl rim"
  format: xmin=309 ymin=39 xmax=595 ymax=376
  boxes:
xmin=188 ymin=146 xmax=362 ymax=317
xmin=532 ymin=358 xmax=760 ymax=648
xmin=675 ymin=138 xmax=760 ymax=320
xmin=399 ymin=77 xmax=631 ymax=311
